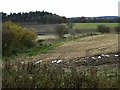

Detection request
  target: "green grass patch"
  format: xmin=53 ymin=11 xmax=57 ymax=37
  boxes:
xmin=73 ymin=23 xmax=118 ymax=29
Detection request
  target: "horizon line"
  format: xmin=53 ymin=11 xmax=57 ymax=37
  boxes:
xmin=1 ymin=11 xmax=118 ymax=18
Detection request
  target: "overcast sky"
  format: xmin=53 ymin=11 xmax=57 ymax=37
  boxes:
xmin=0 ymin=0 xmax=119 ymax=17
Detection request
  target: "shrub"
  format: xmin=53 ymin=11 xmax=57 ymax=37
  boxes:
xmin=21 ymin=28 xmax=37 ymax=48
xmin=55 ymin=24 xmax=68 ymax=38
xmin=66 ymin=23 xmax=75 ymax=29
xmin=2 ymin=28 xmax=14 ymax=56
xmin=114 ymin=26 xmax=120 ymax=33
xmin=97 ymin=25 xmax=110 ymax=33
xmin=2 ymin=21 xmax=37 ymax=56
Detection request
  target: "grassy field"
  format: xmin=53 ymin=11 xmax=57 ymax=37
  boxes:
xmin=73 ymin=23 xmax=118 ymax=29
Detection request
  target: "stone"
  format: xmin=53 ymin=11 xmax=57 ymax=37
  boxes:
xmin=105 ymin=55 xmax=110 ymax=57
xmin=115 ymin=55 xmax=119 ymax=57
xmin=98 ymin=56 xmax=101 ymax=59
xmin=34 ymin=60 xmax=42 ymax=65
xmin=51 ymin=60 xmax=57 ymax=63
xmin=57 ymin=60 xmax=62 ymax=63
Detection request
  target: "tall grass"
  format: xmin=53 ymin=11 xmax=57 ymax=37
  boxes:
xmin=2 ymin=60 xmax=119 ymax=88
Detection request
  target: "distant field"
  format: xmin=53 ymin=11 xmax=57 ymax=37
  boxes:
xmin=73 ymin=23 xmax=118 ymax=29
xmin=23 ymin=23 xmax=118 ymax=31
xmin=22 ymin=24 xmax=58 ymax=34
xmin=22 ymin=23 xmax=118 ymax=35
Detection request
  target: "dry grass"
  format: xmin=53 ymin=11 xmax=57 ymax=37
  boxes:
xmin=37 ymin=34 xmax=119 ymax=61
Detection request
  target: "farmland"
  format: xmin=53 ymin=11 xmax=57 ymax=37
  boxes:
xmin=73 ymin=23 xmax=118 ymax=29
xmin=2 ymin=22 xmax=120 ymax=88
xmin=22 ymin=23 xmax=118 ymax=30
xmin=21 ymin=23 xmax=118 ymax=37
xmin=3 ymin=33 xmax=120 ymax=88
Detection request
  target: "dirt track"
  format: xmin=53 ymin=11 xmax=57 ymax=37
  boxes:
xmin=31 ymin=34 xmax=119 ymax=62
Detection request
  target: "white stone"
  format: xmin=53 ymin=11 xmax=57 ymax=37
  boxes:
xmin=98 ymin=56 xmax=101 ymax=59
xmin=92 ymin=57 xmax=96 ymax=59
xmin=21 ymin=61 xmax=24 ymax=64
xmin=101 ymin=54 xmax=105 ymax=56
xmin=105 ymin=55 xmax=110 ymax=57
xmin=57 ymin=60 xmax=62 ymax=63
xmin=115 ymin=55 xmax=119 ymax=57
xmin=51 ymin=60 xmax=57 ymax=63
xmin=34 ymin=60 xmax=42 ymax=65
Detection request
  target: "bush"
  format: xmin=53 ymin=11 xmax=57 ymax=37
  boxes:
xmin=66 ymin=23 xmax=75 ymax=29
xmin=114 ymin=26 xmax=120 ymax=33
xmin=97 ymin=25 xmax=110 ymax=33
xmin=55 ymin=24 xmax=68 ymax=38
xmin=2 ymin=21 xmax=37 ymax=56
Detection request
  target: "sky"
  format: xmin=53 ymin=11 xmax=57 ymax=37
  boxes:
xmin=0 ymin=0 xmax=119 ymax=18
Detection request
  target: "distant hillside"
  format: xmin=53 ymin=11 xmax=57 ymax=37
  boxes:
xmin=86 ymin=16 xmax=117 ymax=19
xmin=68 ymin=16 xmax=119 ymax=23
xmin=97 ymin=16 xmax=118 ymax=19
xmin=2 ymin=11 xmax=119 ymax=23
xmin=2 ymin=11 xmax=67 ymax=24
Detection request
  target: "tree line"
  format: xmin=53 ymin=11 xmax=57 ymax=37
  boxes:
xmin=67 ymin=16 xmax=119 ymax=23
xmin=2 ymin=11 xmax=119 ymax=24
xmin=2 ymin=11 xmax=67 ymax=24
